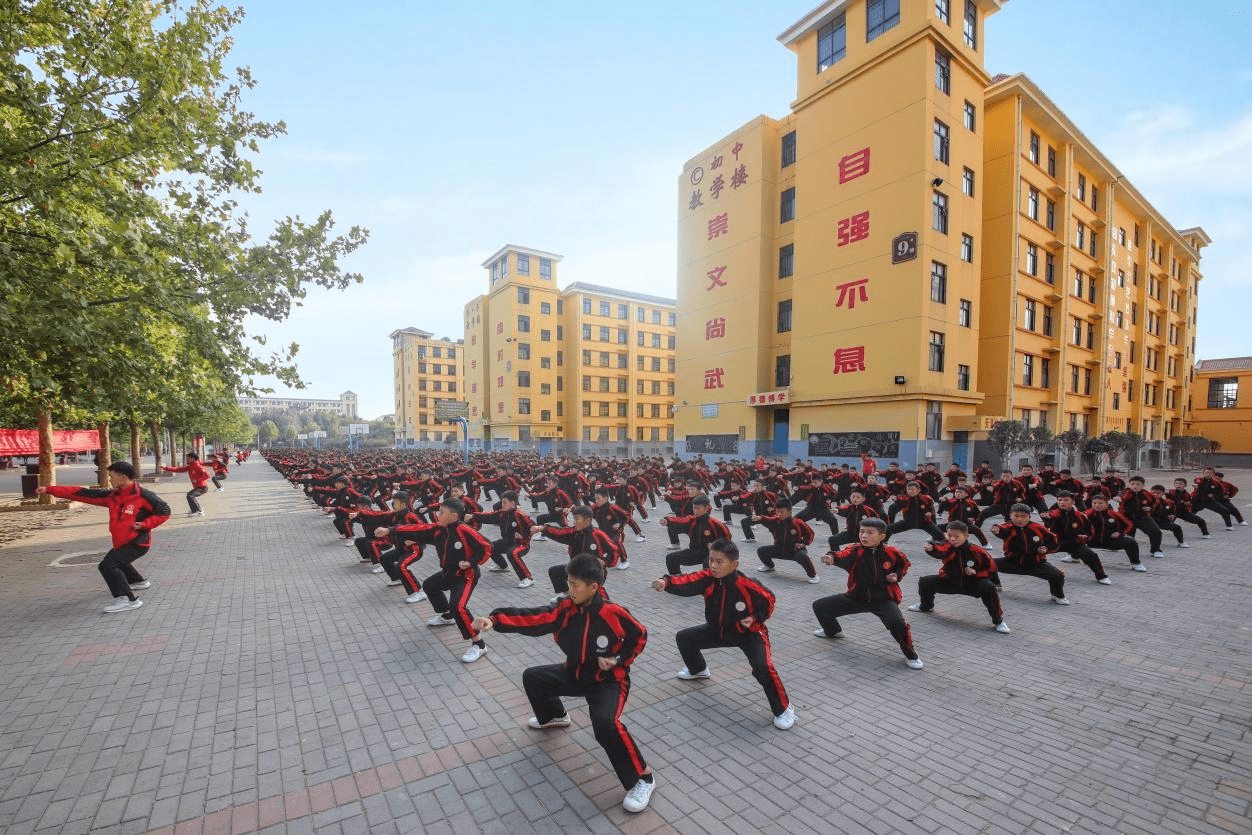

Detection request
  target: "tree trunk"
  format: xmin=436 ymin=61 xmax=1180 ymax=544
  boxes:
xmin=96 ymin=420 xmax=111 ymax=487
xmin=37 ymin=409 xmax=54 ymax=504
xmin=130 ymin=420 xmax=141 ymax=476
xmin=150 ymin=423 xmax=163 ymax=474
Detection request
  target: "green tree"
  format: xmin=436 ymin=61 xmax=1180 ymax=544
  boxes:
xmin=986 ymin=420 xmax=1029 ymax=470
xmin=1054 ymin=429 xmax=1087 ymax=470
xmin=258 ymin=419 xmax=279 ymax=447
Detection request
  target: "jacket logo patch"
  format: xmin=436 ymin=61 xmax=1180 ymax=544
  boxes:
xmin=735 ymin=601 xmax=746 ymax=611
xmin=123 ymin=507 xmax=136 ymax=515
xmin=454 ymin=541 xmax=463 ymax=549
xmin=596 ymin=635 xmax=609 ymax=649
xmin=883 ymin=561 xmax=892 ymax=569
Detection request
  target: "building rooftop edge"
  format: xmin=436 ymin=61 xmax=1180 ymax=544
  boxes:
xmin=480 ymin=244 xmax=564 ymax=268
xmin=562 ymin=282 xmax=677 ymax=306
xmin=1195 ymin=357 xmax=1252 ymax=372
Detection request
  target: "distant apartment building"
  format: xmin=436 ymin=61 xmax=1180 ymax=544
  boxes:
xmin=464 ymin=245 xmax=676 ymax=456
xmin=390 ymin=328 xmax=465 ymax=446
xmin=236 ymin=391 xmax=358 ymax=418
xmin=1185 ymin=357 xmax=1252 ymax=465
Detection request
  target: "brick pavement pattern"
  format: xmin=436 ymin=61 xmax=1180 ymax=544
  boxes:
xmin=0 ymin=461 xmax=1249 ymax=834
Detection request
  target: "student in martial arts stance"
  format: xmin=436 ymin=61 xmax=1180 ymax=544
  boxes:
xmin=812 ymin=518 xmax=924 ymax=669
xmin=990 ymin=504 xmax=1066 ymax=603
xmin=908 ymin=521 xmax=1009 ymax=633
xmin=660 ymin=495 xmax=732 ymax=575
xmin=473 ymin=554 xmax=657 ymax=813
xmin=651 ymin=538 xmax=794 ymax=729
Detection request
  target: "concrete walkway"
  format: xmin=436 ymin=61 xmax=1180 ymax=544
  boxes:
xmin=0 ymin=461 xmax=1248 ymax=834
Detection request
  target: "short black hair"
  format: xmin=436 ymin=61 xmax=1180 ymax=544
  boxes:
xmin=859 ymin=518 xmax=887 ymax=532
xmin=709 ymin=538 xmax=739 ymax=561
xmin=945 ymin=520 xmax=969 ymax=533
xmin=692 ymin=495 xmax=710 ymax=508
xmin=440 ymin=497 xmax=465 ymax=516
xmin=571 ymin=505 xmax=593 ymax=520
xmin=501 ymin=490 xmax=518 ymax=503
xmin=566 ymin=553 xmax=605 ymax=586
xmin=107 ymin=461 xmax=136 ymax=479
xmin=1010 ymin=503 xmax=1033 ymax=515
xmin=1056 ymin=490 xmax=1075 ymax=499
xmin=774 ymin=498 xmax=793 ymax=509
xmin=391 ymin=491 xmax=411 ymax=506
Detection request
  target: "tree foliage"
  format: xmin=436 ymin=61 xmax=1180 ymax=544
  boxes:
xmin=1054 ymin=429 xmax=1087 ymax=469
xmin=985 ymin=420 xmax=1029 ymax=470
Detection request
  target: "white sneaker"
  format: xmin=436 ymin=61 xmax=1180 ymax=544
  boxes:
xmin=371 ymin=565 xmax=385 ymax=574
xmin=427 ymin=614 xmax=455 ymax=627
xmin=215 ymin=487 xmax=224 ymax=492
xmin=1097 ymin=577 xmax=1112 ymax=585
xmin=1132 ymin=564 xmax=1147 ymax=572
xmin=1059 ymin=555 xmax=1076 ymax=563
xmin=1179 ymin=542 xmax=1190 ymax=548
xmin=1202 ymin=534 xmax=1212 ymax=539
xmin=773 ymin=707 xmax=796 ymax=730
xmin=103 ymin=598 xmax=143 ymax=613
xmin=1227 ymin=526 xmax=1235 ymax=532
xmin=1241 ymin=521 xmax=1248 ymax=526
xmin=130 ymin=580 xmax=152 ymax=590
xmin=1150 ymin=551 xmax=1164 ymax=558
xmin=386 ymin=578 xmax=401 ymax=586
xmin=907 ymin=603 xmax=930 ymax=612
xmin=406 ymin=591 xmax=427 ymax=604
xmin=186 ymin=511 xmax=203 ymax=517
xmin=757 ymin=565 xmax=775 ymax=573
xmin=533 ymin=534 xmax=548 ymax=541
xmin=813 ymin=628 xmax=840 ymax=638
xmin=488 ymin=564 xmax=509 ymax=572
xmin=461 ymin=644 xmax=486 ymax=663
xmin=622 ymin=777 xmax=656 ymax=813
xmin=527 ymin=714 xmax=571 ymax=729
xmin=518 ymin=578 xmax=534 ymax=589
xmin=807 ymin=575 xmax=820 ymax=584
xmin=549 ymin=594 xmax=567 ymax=605
xmin=665 ymin=544 xmax=681 ymax=551
xmin=906 ymin=657 xmax=924 ymax=669
xmin=676 ymin=667 xmax=710 ymax=680
xmin=995 ymin=621 xmax=1011 ymax=634
xmin=345 ymin=539 xmax=357 ymax=547
xmin=635 ymin=535 xmax=646 ymax=543
xmin=615 ymin=561 xmax=630 ymax=570
xmin=1051 ymin=596 xmax=1071 ymax=605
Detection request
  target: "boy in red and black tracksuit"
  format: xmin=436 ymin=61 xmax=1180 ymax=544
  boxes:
xmin=1016 ymin=467 xmax=1051 ymax=516
xmin=885 ymin=481 xmax=945 ymax=542
xmin=1085 ymin=495 xmax=1144 ymax=571
xmin=1051 ymin=470 xmax=1086 ymax=509
xmin=536 ymin=506 xmax=621 ymax=596
xmin=1149 ymin=485 xmax=1189 ymax=549
xmin=792 ymin=475 xmax=839 ymax=532
xmin=829 ymin=490 xmax=880 ymax=551
xmin=991 ymin=504 xmax=1067 ymax=603
xmin=350 ymin=491 xmax=414 ymax=566
xmin=977 ymin=471 xmax=1026 ymax=526
xmin=1101 ymin=469 xmax=1126 ymax=497
xmin=1042 ymin=492 xmax=1110 ymax=584
xmin=859 ymin=475 xmax=894 ymax=514
xmin=908 ymin=521 xmax=1007 ymax=632
xmin=1214 ymin=472 xmax=1246 ymax=527
xmin=652 ymin=538 xmax=794 ymax=729
xmin=163 ymin=452 xmax=212 ymax=515
xmin=473 ymin=554 xmax=655 ymax=814
xmin=531 ymin=477 xmax=573 ymax=530
xmin=389 ymin=498 xmax=493 ymax=663
xmin=592 ymin=487 xmax=633 ymax=570
xmin=813 ymin=518 xmax=923 ymax=668
xmin=917 ymin=464 xmax=944 ymax=499
xmin=209 ymin=456 xmax=228 ymax=491
xmin=1120 ymin=476 xmax=1164 ymax=558
xmin=753 ymin=499 xmax=818 ymax=582
xmin=611 ymin=473 xmax=647 ymax=538
xmin=470 ymin=490 xmax=536 ymax=587
xmin=736 ymin=481 xmax=778 ymax=543
xmin=938 ymin=486 xmax=989 ymax=545
xmin=40 ymin=461 xmax=170 ymax=612
xmin=661 ymin=496 xmax=732 ymax=575
xmin=1167 ymin=478 xmax=1211 ymax=538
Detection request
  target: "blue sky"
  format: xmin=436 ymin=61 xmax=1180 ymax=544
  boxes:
xmin=229 ymin=0 xmax=1250 ymax=419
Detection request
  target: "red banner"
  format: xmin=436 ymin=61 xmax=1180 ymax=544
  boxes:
xmin=0 ymin=429 xmax=101 ymax=457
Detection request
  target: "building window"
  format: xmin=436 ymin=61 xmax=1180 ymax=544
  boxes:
xmin=600 ymin=326 xmax=610 ymax=341
xmin=963 ymin=0 xmax=977 ymax=48
xmin=617 ymin=327 xmax=628 ymax=344
xmin=1025 ymin=243 xmax=1038 ymax=276
xmin=1091 ymin=185 xmax=1099 ymax=211
xmin=959 ymin=299 xmax=972 ymax=328
xmin=925 ymin=401 xmax=943 ymax=440
xmin=517 ymin=315 xmax=530 ymax=333
xmin=540 ymin=329 xmax=551 ymax=342
xmin=1027 ymin=187 xmax=1039 ymax=221
xmin=775 ymin=354 xmax=791 ymax=388
xmin=957 ymin=364 xmax=970 ymax=391
xmin=780 ymin=187 xmax=796 ymax=223
xmin=517 ymin=397 xmax=531 ymax=415
xmin=599 ymin=300 xmax=610 ymax=316
xmin=781 ymin=131 xmax=797 ymax=167
xmin=1046 ymin=200 xmax=1056 ymax=231
xmin=651 ymin=333 xmax=661 ymax=348
xmin=1022 ymin=354 xmax=1035 ymax=386
xmin=928 ymin=331 xmax=945 ymax=372
xmin=933 ymin=120 xmax=950 ymax=164
xmin=618 ymin=303 xmax=629 ymax=319
xmin=1046 ymin=146 xmax=1056 ymax=177
xmin=1207 ymin=377 xmax=1238 ymax=409
xmin=517 ymin=254 xmax=530 ymax=276
xmin=517 ymin=287 xmax=530 ymax=304
xmin=932 ymin=191 xmax=948 ymax=234
xmin=636 ymin=306 xmax=644 ymax=322
xmin=1044 ymin=252 xmax=1055 ymax=284
xmin=1042 ymin=305 xmax=1053 ymax=336
xmin=936 ymin=0 xmax=950 ymax=24
xmin=539 ymin=258 xmax=552 ymax=279
xmin=516 ymin=342 xmax=531 ymax=360
xmin=963 ymin=100 xmax=976 ymax=131
xmin=961 ymin=166 xmax=974 ymax=196
xmin=961 ymin=233 xmax=973 ymax=263
xmin=582 ymin=325 xmax=592 ymax=341
xmin=1024 ymin=299 xmax=1037 ymax=331
xmin=816 ymin=13 xmax=847 ymax=71
xmin=1028 ymin=131 xmax=1040 ymax=164
xmin=1075 ymin=222 xmax=1086 ymax=251
xmin=930 ymin=261 xmax=947 ymax=303
xmin=777 ymin=300 xmax=793 ymax=333
xmin=517 ymin=371 xmax=530 ymax=388
xmin=582 ymin=298 xmax=592 ymax=315
xmin=866 ymin=0 xmax=901 ymax=41
xmin=935 ymin=49 xmax=950 ymax=94
xmin=1076 ymin=173 xmax=1086 ymax=202
xmin=779 ymin=244 xmax=794 ymax=278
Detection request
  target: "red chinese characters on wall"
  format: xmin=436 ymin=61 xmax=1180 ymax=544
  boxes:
xmin=837 ymin=211 xmax=870 ymax=247
xmin=704 ymin=368 xmax=726 ymax=389
xmin=689 ymin=190 xmax=704 ymax=210
xmin=838 ymin=147 xmax=871 ymax=184
xmin=834 ymin=278 xmax=870 ymax=310
xmin=496 ymin=322 xmax=504 ymax=334
xmin=706 ymin=266 xmax=728 ymax=290
xmin=497 ymin=402 xmax=504 ymax=413
xmin=688 ymin=143 xmax=749 ymax=211
xmin=705 ymin=317 xmax=726 ymax=340
xmin=707 ymin=213 xmax=729 ymax=240
xmin=833 ymin=346 xmax=867 ymax=374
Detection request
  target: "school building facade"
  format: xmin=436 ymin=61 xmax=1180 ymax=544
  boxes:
xmin=675 ymin=0 xmax=1206 ymax=470
xmin=463 ymin=245 xmax=677 ymax=457
xmin=1185 ymin=357 xmax=1252 ymax=466
xmin=389 ymin=328 xmax=465 ymax=447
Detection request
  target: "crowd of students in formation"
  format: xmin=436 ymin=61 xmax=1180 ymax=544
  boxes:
xmin=243 ymin=448 xmax=1242 ymax=813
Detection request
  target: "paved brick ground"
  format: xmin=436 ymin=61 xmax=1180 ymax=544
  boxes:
xmin=0 ymin=461 xmax=1249 ymax=834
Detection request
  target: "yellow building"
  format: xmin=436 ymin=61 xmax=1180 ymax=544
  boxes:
xmin=980 ymin=75 xmax=1206 ymax=467
xmin=677 ymin=0 xmax=1207 ymax=469
xmin=464 ymin=246 xmax=676 ymax=456
xmin=390 ymin=328 xmax=465 ymax=446
xmin=1185 ymin=357 xmax=1252 ymax=463
xmin=677 ymin=0 xmax=995 ymax=466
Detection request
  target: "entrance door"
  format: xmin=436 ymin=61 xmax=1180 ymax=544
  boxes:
xmin=539 ymin=438 xmax=552 ymax=457
xmin=772 ymin=409 xmax=790 ymax=457
xmin=952 ymin=431 xmax=969 ymax=470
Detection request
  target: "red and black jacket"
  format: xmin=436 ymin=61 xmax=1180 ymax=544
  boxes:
xmin=888 ymin=493 xmax=937 ymax=526
xmin=990 ymin=478 xmax=1026 ymax=507
xmin=756 ymin=514 xmax=814 ymax=551
xmin=1042 ymin=506 xmax=1093 ymax=548
xmin=164 ymin=459 xmax=211 ymax=489
xmin=46 ymin=482 xmax=170 ymax=548
xmin=543 ymin=524 xmax=621 ymax=568
xmin=835 ymin=503 xmax=880 ymax=529
xmin=474 ymin=507 xmax=535 ymax=548
xmin=1086 ymin=506 xmax=1134 ymax=544
xmin=592 ymin=502 xmax=631 ymax=544
xmin=992 ymin=521 xmax=1057 ymax=565
xmin=391 ymin=521 xmax=491 ymax=578
xmin=828 ymin=544 xmax=910 ymax=603
xmin=792 ymin=482 xmax=835 ymax=510
xmin=1149 ymin=496 xmax=1177 ymax=527
xmin=663 ymin=513 xmax=731 ymax=557
xmin=1165 ymin=487 xmax=1195 ymax=514
xmin=488 ymin=594 xmax=646 ymax=685
xmin=923 ymin=540 xmax=996 ymax=591
xmin=1118 ymin=489 xmax=1157 ymax=521
xmin=659 ymin=569 xmax=775 ymax=640
xmin=939 ymin=497 xmax=982 ymax=526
